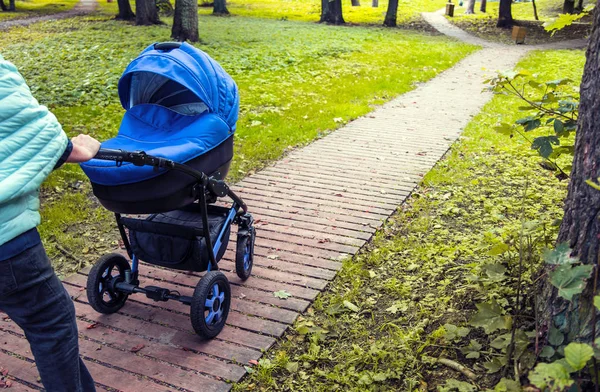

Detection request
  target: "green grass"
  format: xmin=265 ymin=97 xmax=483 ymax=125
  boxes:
xmin=0 ymin=0 xmax=78 ymax=21
xmin=233 ymin=48 xmax=585 ymax=391
xmin=0 ymin=15 xmax=475 ymax=277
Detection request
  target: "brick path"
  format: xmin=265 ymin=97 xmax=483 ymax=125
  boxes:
xmin=0 ymin=13 xmax=587 ymax=392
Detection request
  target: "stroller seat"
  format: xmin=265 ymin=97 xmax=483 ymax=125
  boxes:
xmin=81 ymin=104 xmax=232 ymax=186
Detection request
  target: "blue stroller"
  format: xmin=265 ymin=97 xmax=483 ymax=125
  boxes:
xmin=80 ymin=42 xmax=255 ymax=339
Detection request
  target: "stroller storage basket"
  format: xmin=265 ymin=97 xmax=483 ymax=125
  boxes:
xmin=122 ymin=205 xmax=231 ymax=272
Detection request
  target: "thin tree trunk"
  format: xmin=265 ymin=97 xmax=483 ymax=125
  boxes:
xmin=136 ymin=0 xmax=161 ymax=25
xmin=383 ymin=0 xmax=398 ymax=26
xmin=540 ymin=5 xmax=600 ymax=345
xmin=576 ymin=0 xmax=584 ymax=12
xmin=213 ymin=0 xmax=229 ymax=15
xmin=0 ymin=0 xmax=7 ymax=12
xmin=465 ymin=0 xmax=475 ymax=14
xmin=351 ymin=0 xmax=360 ymax=6
xmin=172 ymin=0 xmax=198 ymax=41
xmin=372 ymin=0 xmax=378 ymax=7
xmin=564 ymin=0 xmax=575 ymax=14
xmin=320 ymin=0 xmax=344 ymax=24
xmin=532 ymin=0 xmax=539 ymax=20
xmin=8 ymin=0 xmax=14 ymax=11
xmin=497 ymin=0 xmax=513 ymax=27
xmin=480 ymin=0 xmax=487 ymax=13
xmin=116 ymin=0 xmax=135 ymax=20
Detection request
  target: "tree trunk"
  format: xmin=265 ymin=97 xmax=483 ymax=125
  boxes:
xmin=172 ymin=0 xmax=198 ymax=41
xmin=540 ymin=5 xmax=600 ymax=345
xmin=116 ymin=0 xmax=135 ymax=20
xmin=0 ymin=0 xmax=7 ymax=12
xmin=532 ymin=0 xmax=539 ymax=20
xmin=465 ymin=0 xmax=476 ymax=14
xmin=497 ymin=0 xmax=513 ymax=27
xmin=8 ymin=0 xmax=14 ymax=11
xmin=372 ymin=0 xmax=378 ymax=7
xmin=351 ymin=0 xmax=360 ymax=6
xmin=213 ymin=0 xmax=229 ymax=15
xmin=383 ymin=0 xmax=398 ymax=26
xmin=320 ymin=0 xmax=344 ymax=24
xmin=576 ymin=0 xmax=584 ymax=12
xmin=480 ymin=0 xmax=486 ymax=13
xmin=563 ymin=0 xmax=575 ymax=14
xmin=136 ymin=0 xmax=161 ymax=25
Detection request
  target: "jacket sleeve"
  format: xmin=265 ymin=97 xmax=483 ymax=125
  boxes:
xmin=0 ymin=55 xmax=69 ymax=205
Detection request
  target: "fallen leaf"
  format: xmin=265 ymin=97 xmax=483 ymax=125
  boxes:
xmin=318 ymin=238 xmax=331 ymax=244
xmin=274 ymin=290 xmax=292 ymax=299
xmin=248 ymin=359 xmax=259 ymax=366
xmin=267 ymin=255 xmax=279 ymax=260
xmin=86 ymin=323 xmax=98 ymax=330
xmin=130 ymin=344 xmax=145 ymax=353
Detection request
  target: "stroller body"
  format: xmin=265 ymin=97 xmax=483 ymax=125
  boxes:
xmin=80 ymin=42 xmax=255 ymax=339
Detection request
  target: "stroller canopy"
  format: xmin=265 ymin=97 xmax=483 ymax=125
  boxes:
xmin=118 ymin=42 xmax=239 ymax=131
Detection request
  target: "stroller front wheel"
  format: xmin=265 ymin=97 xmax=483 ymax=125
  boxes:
xmin=235 ymin=227 xmax=255 ymax=281
xmin=190 ymin=271 xmax=231 ymax=339
xmin=87 ymin=253 xmax=130 ymax=314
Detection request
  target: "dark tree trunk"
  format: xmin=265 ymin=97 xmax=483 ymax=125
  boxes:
xmin=539 ymin=5 xmax=600 ymax=345
xmin=172 ymin=0 xmax=199 ymax=42
xmin=465 ymin=0 xmax=476 ymax=14
xmin=497 ymin=0 xmax=513 ymax=27
xmin=576 ymin=0 xmax=584 ymax=12
xmin=8 ymin=0 xmax=15 ymax=11
xmin=564 ymin=0 xmax=575 ymax=14
xmin=116 ymin=0 xmax=135 ymax=20
xmin=213 ymin=0 xmax=229 ymax=15
xmin=480 ymin=0 xmax=487 ymax=12
xmin=136 ymin=0 xmax=161 ymax=25
xmin=320 ymin=0 xmax=344 ymax=24
xmin=372 ymin=0 xmax=378 ymax=7
xmin=383 ymin=0 xmax=398 ymax=26
xmin=0 ymin=0 xmax=7 ymax=12
xmin=351 ymin=0 xmax=360 ymax=6
xmin=532 ymin=0 xmax=539 ymax=20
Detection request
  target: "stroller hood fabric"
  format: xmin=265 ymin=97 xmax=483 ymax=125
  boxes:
xmin=118 ymin=42 xmax=239 ymax=131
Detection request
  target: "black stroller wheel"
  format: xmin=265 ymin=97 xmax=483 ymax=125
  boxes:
xmin=190 ymin=271 xmax=231 ymax=339
xmin=87 ymin=253 xmax=130 ymax=314
xmin=235 ymin=228 xmax=255 ymax=281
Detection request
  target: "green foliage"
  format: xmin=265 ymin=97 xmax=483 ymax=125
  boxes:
xmin=438 ymin=379 xmax=476 ymax=392
xmin=529 ymin=362 xmax=574 ymax=391
xmin=488 ymin=69 xmax=580 ymax=180
xmin=0 ymin=0 xmax=78 ymax=21
xmin=564 ymin=342 xmax=594 ymax=371
xmin=543 ymin=242 xmax=579 ymax=265
xmin=469 ymin=301 xmax=512 ymax=334
xmin=544 ymin=5 xmax=595 ymax=34
xmin=549 ymin=264 xmax=593 ymax=301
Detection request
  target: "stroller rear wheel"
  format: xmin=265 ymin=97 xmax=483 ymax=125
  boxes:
xmin=190 ymin=271 xmax=231 ymax=339
xmin=87 ymin=253 xmax=130 ymax=314
xmin=235 ymin=227 xmax=255 ymax=281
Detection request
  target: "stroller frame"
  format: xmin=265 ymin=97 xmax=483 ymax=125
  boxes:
xmin=86 ymin=148 xmax=255 ymax=339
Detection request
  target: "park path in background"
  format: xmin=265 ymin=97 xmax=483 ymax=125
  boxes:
xmin=0 ymin=0 xmax=96 ymax=30
xmin=0 ymin=11 xmax=588 ymax=392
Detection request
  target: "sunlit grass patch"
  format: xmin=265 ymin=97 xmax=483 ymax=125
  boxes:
xmin=0 ymin=0 xmax=78 ymax=21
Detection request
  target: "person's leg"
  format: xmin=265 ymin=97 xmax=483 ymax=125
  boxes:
xmin=0 ymin=243 xmax=96 ymax=392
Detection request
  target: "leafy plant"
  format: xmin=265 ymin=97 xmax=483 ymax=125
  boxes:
xmin=488 ymin=71 xmax=579 ymax=180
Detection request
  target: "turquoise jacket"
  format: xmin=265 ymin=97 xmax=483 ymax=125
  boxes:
xmin=0 ymin=54 xmax=68 ymax=247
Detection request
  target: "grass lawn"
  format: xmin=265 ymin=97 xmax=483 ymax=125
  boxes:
xmin=0 ymin=15 xmax=476 ymax=277
xmin=0 ymin=0 xmax=78 ymax=21
xmin=197 ymin=0 xmax=448 ymax=25
xmin=233 ymin=48 xmax=585 ymax=391
xmin=447 ymin=0 xmax=592 ymax=44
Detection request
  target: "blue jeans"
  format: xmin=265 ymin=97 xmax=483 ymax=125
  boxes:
xmin=0 ymin=243 xmax=95 ymax=391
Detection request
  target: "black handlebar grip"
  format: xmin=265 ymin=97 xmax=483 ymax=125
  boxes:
xmin=154 ymin=42 xmax=182 ymax=51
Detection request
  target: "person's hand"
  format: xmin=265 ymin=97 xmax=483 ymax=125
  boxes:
xmin=66 ymin=134 xmax=101 ymax=163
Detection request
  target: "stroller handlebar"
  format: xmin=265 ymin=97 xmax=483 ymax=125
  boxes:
xmin=93 ymin=148 xmax=248 ymax=214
